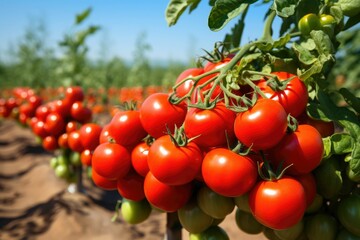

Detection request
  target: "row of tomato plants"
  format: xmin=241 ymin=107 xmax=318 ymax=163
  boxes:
xmin=0 ymin=65 xmax=359 ymax=239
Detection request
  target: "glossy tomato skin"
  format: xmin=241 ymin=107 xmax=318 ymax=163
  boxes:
xmin=44 ymin=112 xmax=66 ymax=137
xmin=68 ymin=130 xmax=85 ymax=153
xmin=58 ymin=133 xmax=69 ymax=149
xmin=70 ymin=101 xmax=92 ymax=123
xmin=108 ymin=110 xmax=147 ymax=147
xmin=91 ymin=167 xmax=117 ymax=190
xmin=268 ymin=124 xmax=324 ymax=176
xmin=99 ymin=123 xmax=111 ymax=144
xmin=131 ymin=142 xmax=150 ymax=177
xmin=296 ymin=172 xmax=317 ymax=207
xmin=32 ymin=120 xmax=49 ymax=139
xmin=257 ymin=72 xmax=308 ymax=118
xmin=298 ymin=13 xmax=322 ymax=35
xmin=202 ymin=148 xmax=257 ymax=197
xmin=305 ymin=213 xmax=338 ymax=240
xmin=139 ymin=93 xmax=187 ymax=138
xmin=174 ymin=68 xmax=204 ymax=99
xmin=117 ymin=171 xmax=145 ymax=201
xmin=234 ymin=98 xmax=288 ymax=151
xmin=248 ymin=176 xmax=307 ymax=230
xmin=143 ymin=171 xmax=192 ymax=212
xmin=42 ymin=135 xmax=59 ymax=151
xmin=148 ymin=135 xmax=203 ymax=186
xmin=79 ymin=123 xmax=102 ymax=151
xmin=80 ymin=149 xmax=92 ymax=166
xmin=92 ymin=142 xmax=131 ymax=180
xmin=184 ymin=102 xmax=237 ymax=149
xmin=65 ymin=86 xmax=84 ymax=104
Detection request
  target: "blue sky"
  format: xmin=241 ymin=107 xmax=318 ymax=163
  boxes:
xmin=0 ymin=1 xmax=275 ymax=63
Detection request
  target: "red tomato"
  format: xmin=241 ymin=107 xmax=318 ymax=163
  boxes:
xmin=91 ymin=168 xmax=117 ymax=190
xmin=67 ymin=130 xmax=85 ymax=153
xmin=234 ymin=98 xmax=288 ymax=151
xmin=131 ymin=142 xmax=150 ymax=177
xmin=268 ymin=124 xmax=324 ymax=175
xmin=139 ymin=93 xmax=187 ymax=138
xmin=148 ymin=135 xmax=203 ymax=186
xmin=50 ymin=99 xmax=72 ymax=118
xmin=58 ymin=133 xmax=69 ymax=149
xmin=300 ymin=114 xmax=335 ymax=137
xmin=144 ymin=171 xmax=192 ymax=212
xmin=174 ymin=68 xmax=204 ymax=99
xmin=27 ymin=95 xmax=42 ymax=108
xmin=70 ymin=101 xmax=92 ymax=123
xmin=257 ymin=72 xmax=308 ymax=117
xmin=79 ymin=123 xmax=102 ymax=151
xmin=117 ymin=171 xmax=145 ymax=201
xmin=184 ymin=102 xmax=237 ymax=149
xmin=202 ymin=148 xmax=258 ymax=197
xmin=80 ymin=149 xmax=92 ymax=166
xmin=92 ymin=142 xmax=131 ymax=180
xmin=66 ymin=121 xmax=79 ymax=133
xmin=108 ymin=110 xmax=147 ymax=147
xmin=249 ymin=176 xmax=307 ymax=230
xmin=99 ymin=123 xmax=111 ymax=144
xmin=296 ymin=172 xmax=317 ymax=207
xmin=35 ymin=105 xmax=50 ymax=121
xmin=65 ymin=86 xmax=84 ymax=104
xmin=32 ymin=120 xmax=49 ymax=139
xmin=44 ymin=112 xmax=66 ymax=137
xmin=42 ymin=135 xmax=59 ymax=151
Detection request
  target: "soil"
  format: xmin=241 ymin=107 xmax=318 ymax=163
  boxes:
xmin=0 ymin=119 xmax=266 ymax=240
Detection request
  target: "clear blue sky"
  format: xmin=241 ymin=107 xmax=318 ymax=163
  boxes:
xmin=0 ymin=1 xmax=275 ymax=63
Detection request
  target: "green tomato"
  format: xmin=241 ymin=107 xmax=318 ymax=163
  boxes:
xmin=50 ymin=157 xmax=58 ymax=169
xmin=70 ymin=151 xmax=81 ymax=166
xmin=189 ymin=226 xmax=229 ymax=240
xmin=306 ymin=194 xmax=324 ymax=214
xmin=178 ymin=198 xmax=214 ymax=234
xmin=305 ymin=213 xmax=338 ymax=240
xmin=314 ymin=157 xmax=343 ymax=199
xmin=55 ymin=164 xmax=70 ymax=179
xmin=274 ymin=219 xmax=304 ymax=240
xmin=235 ymin=208 xmax=263 ymax=235
xmin=197 ymin=186 xmax=235 ymax=219
xmin=298 ymin=13 xmax=322 ymax=35
xmin=121 ymin=198 xmax=152 ymax=224
xmin=234 ymin=194 xmax=251 ymax=213
xmin=319 ymin=14 xmax=336 ymax=26
xmin=336 ymin=228 xmax=360 ymax=240
xmin=337 ymin=194 xmax=360 ymax=237
xmin=263 ymin=227 xmax=282 ymax=240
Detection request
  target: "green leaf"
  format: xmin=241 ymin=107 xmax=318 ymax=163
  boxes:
xmin=256 ymin=34 xmax=291 ymax=51
xmin=166 ymin=0 xmax=201 ymax=27
xmin=349 ymin=142 xmax=360 ymax=180
xmin=322 ymin=133 xmax=354 ymax=158
xmin=339 ymin=88 xmax=360 ymax=114
xmin=76 ymin=8 xmax=92 ymax=24
xmin=273 ymin=0 xmax=297 ymax=18
xmin=208 ymin=1 xmax=252 ymax=31
xmin=336 ymin=0 xmax=360 ymax=17
xmin=292 ymin=43 xmax=318 ymax=65
xmin=330 ymin=5 xmax=344 ymax=24
xmin=310 ymin=30 xmax=335 ymax=55
xmin=297 ymin=59 xmax=323 ymax=80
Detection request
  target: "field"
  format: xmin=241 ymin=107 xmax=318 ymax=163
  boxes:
xmin=0 ymin=119 xmax=266 ymax=240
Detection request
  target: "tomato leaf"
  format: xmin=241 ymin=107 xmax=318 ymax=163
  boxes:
xmin=75 ymin=8 xmax=92 ymax=24
xmin=292 ymin=43 xmax=318 ymax=65
xmin=330 ymin=5 xmax=344 ymax=24
xmin=166 ymin=0 xmax=201 ymax=27
xmin=297 ymin=59 xmax=323 ymax=81
xmin=208 ymin=1 xmax=252 ymax=31
xmin=223 ymin=12 xmax=246 ymax=49
xmin=310 ymin=30 xmax=335 ymax=56
xmin=273 ymin=0 xmax=297 ymax=18
xmin=256 ymin=34 xmax=291 ymax=51
xmin=323 ymin=133 xmax=354 ymax=159
xmin=339 ymin=88 xmax=360 ymax=114
xmin=336 ymin=0 xmax=360 ymax=17
xmin=349 ymin=142 xmax=360 ymax=179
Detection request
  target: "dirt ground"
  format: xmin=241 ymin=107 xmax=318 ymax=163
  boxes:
xmin=0 ymin=119 xmax=266 ymax=240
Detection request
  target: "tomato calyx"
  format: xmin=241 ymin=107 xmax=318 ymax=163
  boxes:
xmin=111 ymin=199 xmax=122 ymax=222
xmin=287 ymin=114 xmax=299 ymax=133
xmin=265 ymin=75 xmax=296 ymax=92
xmin=199 ymin=41 xmax=230 ymax=65
xmin=167 ymin=125 xmax=195 ymax=147
xmin=258 ymin=152 xmax=293 ymax=181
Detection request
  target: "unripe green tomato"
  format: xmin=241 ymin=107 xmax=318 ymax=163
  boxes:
xmin=70 ymin=151 xmax=81 ymax=166
xmin=337 ymin=194 xmax=360 ymax=237
xmin=305 ymin=213 xmax=338 ymax=240
xmin=298 ymin=13 xmax=322 ymax=35
xmin=55 ymin=164 xmax=70 ymax=179
xmin=319 ymin=14 xmax=336 ymax=26
xmin=121 ymin=198 xmax=152 ymax=224
xmin=178 ymin=199 xmax=214 ymax=234
xmin=235 ymin=208 xmax=263 ymax=234
xmin=305 ymin=194 xmax=323 ymax=214
xmin=189 ymin=226 xmax=229 ymax=240
xmin=274 ymin=219 xmax=304 ymax=240
xmin=234 ymin=194 xmax=251 ymax=213
xmin=50 ymin=157 xmax=58 ymax=169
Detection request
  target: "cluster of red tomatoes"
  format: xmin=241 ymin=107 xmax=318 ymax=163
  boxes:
xmin=81 ymin=59 xmax=359 ymax=239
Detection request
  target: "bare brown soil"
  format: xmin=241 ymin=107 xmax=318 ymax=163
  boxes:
xmin=0 ymin=119 xmax=266 ymax=240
